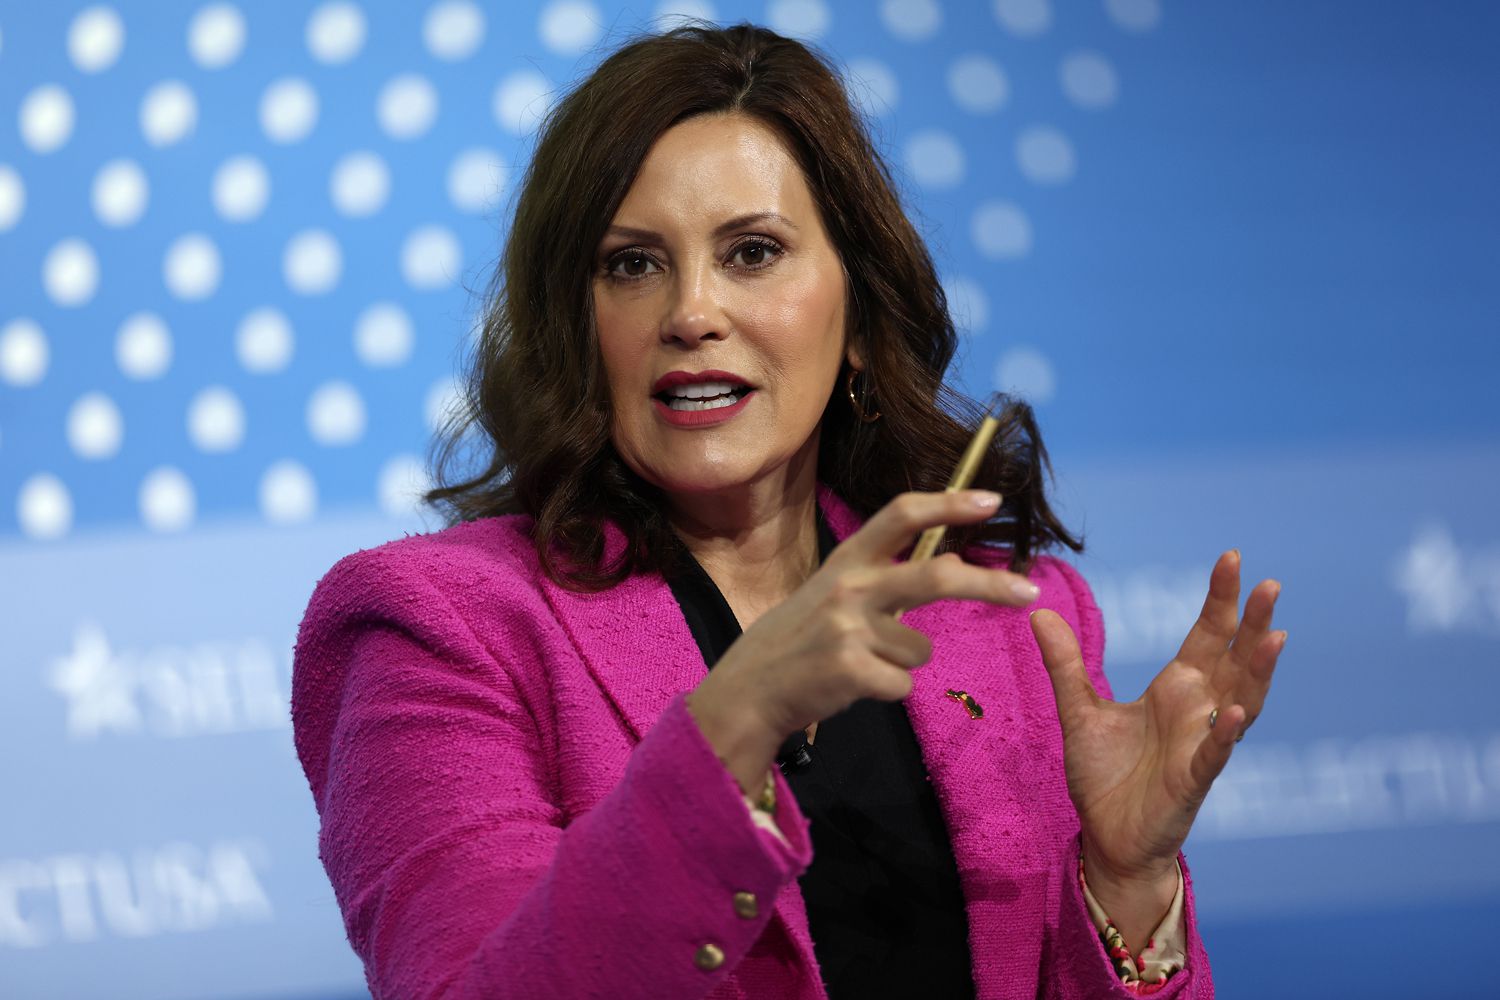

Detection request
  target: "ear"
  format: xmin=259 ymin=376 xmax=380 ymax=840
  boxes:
xmin=844 ymin=342 xmax=866 ymax=371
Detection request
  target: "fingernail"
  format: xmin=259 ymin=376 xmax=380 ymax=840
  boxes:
xmin=1011 ymin=579 xmax=1040 ymax=603
xmin=969 ymin=490 xmax=1002 ymax=509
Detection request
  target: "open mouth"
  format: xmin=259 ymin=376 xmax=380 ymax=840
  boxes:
xmin=653 ymin=385 xmax=754 ymax=412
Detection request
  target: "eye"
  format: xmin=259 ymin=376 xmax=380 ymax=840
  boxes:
xmin=605 ymin=249 xmax=662 ymax=281
xmin=728 ymin=237 xmax=783 ymax=270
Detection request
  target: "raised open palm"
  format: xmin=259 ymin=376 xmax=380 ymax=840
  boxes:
xmin=1030 ymin=549 xmax=1286 ymax=885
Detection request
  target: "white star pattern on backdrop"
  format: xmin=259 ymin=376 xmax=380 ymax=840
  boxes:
xmin=1 ymin=0 xmax=1157 ymax=541
xmin=48 ymin=623 xmax=143 ymax=740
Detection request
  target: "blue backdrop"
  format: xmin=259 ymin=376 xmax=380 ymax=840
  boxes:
xmin=3 ymin=2 xmax=1497 ymax=997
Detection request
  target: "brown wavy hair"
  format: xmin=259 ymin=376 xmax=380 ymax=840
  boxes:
xmin=424 ymin=22 xmax=1081 ymax=591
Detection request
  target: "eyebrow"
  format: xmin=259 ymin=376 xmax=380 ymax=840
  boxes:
xmin=602 ymin=211 xmax=800 ymax=243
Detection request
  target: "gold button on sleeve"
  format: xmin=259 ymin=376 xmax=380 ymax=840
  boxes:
xmin=694 ymin=942 xmax=726 ymax=971
xmin=732 ymin=891 xmax=758 ymax=919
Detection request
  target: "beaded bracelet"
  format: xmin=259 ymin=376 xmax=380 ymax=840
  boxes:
xmin=1077 ymin=855 xmax=1175 ymax=993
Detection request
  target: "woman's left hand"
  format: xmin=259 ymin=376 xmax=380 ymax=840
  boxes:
xmin=1029 ymin=549 xmax=1286 ymax=940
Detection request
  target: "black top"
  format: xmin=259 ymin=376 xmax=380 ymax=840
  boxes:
xmin=664 ymin=509 xmax=976 ymax=999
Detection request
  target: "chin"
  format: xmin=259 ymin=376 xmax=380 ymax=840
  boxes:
xmin=653 ymin=468 xmax=758 ymax=496
xmin=635 ymin=453 xmax=783 ymax=498
xmin=618 ymin=428 xmax=813 ymax=499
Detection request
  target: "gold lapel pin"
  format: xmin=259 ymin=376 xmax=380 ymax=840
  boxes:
xmin=945 ymin=688 xmax=984 ymax=720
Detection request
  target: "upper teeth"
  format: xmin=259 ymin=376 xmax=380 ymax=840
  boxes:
xmin=666 ymin=380 xmax=738 ymax=399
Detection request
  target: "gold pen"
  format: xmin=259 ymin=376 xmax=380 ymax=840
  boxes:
xmin=909 ymin=391 xmax=1006 ymax=562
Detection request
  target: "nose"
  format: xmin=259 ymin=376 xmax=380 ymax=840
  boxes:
xmin=659 ymin=263 xmax=727 ymax=347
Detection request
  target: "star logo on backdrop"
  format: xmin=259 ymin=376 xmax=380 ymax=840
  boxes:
xmin=47 ymin=622 xmax=142 ymax=739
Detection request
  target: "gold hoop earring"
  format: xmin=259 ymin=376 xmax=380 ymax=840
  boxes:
xmin=846 ymin=368 xmax=882 ymax=423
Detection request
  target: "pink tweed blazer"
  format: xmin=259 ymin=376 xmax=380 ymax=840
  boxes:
xmin=292 ymin=485 xmax=1214 ymax=999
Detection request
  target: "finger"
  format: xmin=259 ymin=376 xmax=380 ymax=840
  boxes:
xmin=1221 ymin=628 xmax=1287 ymax=729
xmin=831 ymin=490 xmax=1003 ymax=566
xmin=1188 ymin=703 xmax=1247 ymax=794
xmin=868 ymin=614 xmax=935 ymax=669
xmin=1029 ymin=610 xmax=1103 ymax=731
xmin=1225 ymin=580 xmax=1280 ymax=673
xmin=1212 ymin=578 xmax=1281 ymax=702
xmin=864 ymin=661 xmax=918 ymax=703
xmin=871 ymin=551 xmax=1039 ymax=614
xmin=1174 ymin=550 xmax=1242 ymax=669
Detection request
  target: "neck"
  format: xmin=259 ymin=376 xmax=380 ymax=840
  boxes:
xmin=665 ymin=448 xmax=821 ymax=622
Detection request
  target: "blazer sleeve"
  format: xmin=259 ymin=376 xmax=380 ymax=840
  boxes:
xmin=1037 ymin=556 xmax=1216 ymax=999
xmin=291 ymin=548 xmax=815 ymax=1000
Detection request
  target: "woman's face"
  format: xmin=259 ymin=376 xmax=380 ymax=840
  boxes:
xmin=592 ymin=111 xmax=854 ymax=504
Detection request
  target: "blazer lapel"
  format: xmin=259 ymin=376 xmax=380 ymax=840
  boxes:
xmin=905 ymin=596 xmax=1056 ymax=996
xmin=820 ymin=487 xmax=1051 ymax=981
xmin=815 ymin=486 xmax=1027 ymax=830
xmin=535 ymin=535 xmax=708 ymax=744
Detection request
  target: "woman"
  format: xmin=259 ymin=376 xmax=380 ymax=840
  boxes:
xmin=292 ymin=23 xmax=1283 ymax=1000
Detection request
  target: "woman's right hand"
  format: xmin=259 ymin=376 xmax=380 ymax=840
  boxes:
xmin=685 ymin=489 xmax=1043 ymax=794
